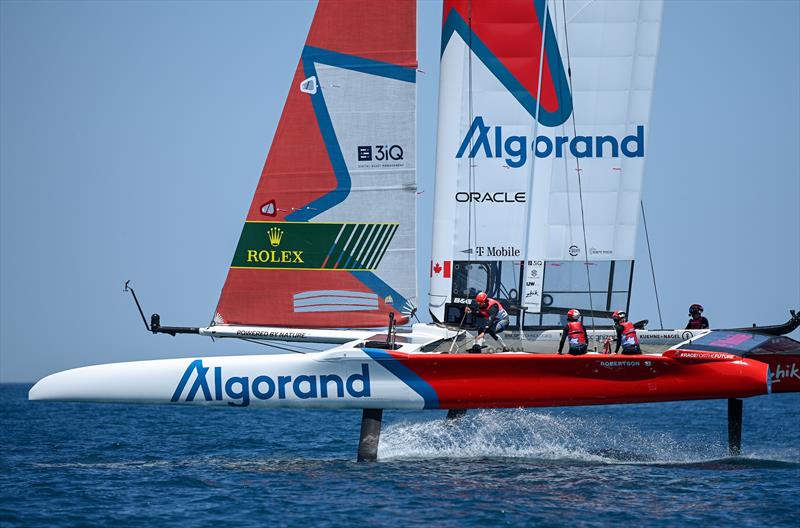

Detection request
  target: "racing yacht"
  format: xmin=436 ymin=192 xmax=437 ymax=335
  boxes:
xmin=30 ymin=0 xmax=800 ymax=461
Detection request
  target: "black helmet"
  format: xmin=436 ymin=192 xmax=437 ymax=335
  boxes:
xmin=689 ymin=303 xmax=704 ymax=316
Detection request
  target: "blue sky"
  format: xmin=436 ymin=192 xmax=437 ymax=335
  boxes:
xmin=1 ymin=0 xmax=798 ymax=382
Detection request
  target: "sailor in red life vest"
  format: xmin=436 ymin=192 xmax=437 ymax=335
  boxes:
xmin=612 ymin=310 xmax=641 ymax=355
xmin=558 ymin=309 xmax=589 ymax=355
xmin=686 ymin=303 xmax=709 ymax=329
xmin=465 ymin=292 xmax=510 ymax=352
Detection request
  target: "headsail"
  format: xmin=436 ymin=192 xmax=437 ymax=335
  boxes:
xmin=430 ymin=0 xmax=663 ymax=326
xmin=215 ymin=0 xmax=417 ymax=329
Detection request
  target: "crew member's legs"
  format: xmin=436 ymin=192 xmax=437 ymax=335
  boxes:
xmin=488 ymin=318 xmax=510 ymax=351
xmin=470 ymin=325 xmax=488 ymax=352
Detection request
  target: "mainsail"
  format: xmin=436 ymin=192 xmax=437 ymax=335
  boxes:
xmin=215 ymin=0 xmax=417 ymax=329
xmin=429 ymin=0 xmax=663 ymax=326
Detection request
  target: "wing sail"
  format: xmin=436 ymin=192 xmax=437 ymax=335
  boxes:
xmin=215 ymin=0 xmax=417 ymax=329
xmin=429 ymin=0 xmax=663 ymax=324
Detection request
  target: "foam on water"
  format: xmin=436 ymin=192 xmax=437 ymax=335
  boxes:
xmin=379 ymin=409 xmax=737 ymax=464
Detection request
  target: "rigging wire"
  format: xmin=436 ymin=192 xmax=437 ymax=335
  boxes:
xmin=560 ymin=0 xmax=598 ymax=344
xmin=640 ymin=200 xmax=664 ymax=329
xmin=467 ymin=0 xmax=476 ymax=263
xmin=553 ymin=3 xmax=575 ymax=247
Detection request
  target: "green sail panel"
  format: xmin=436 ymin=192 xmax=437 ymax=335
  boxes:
xmin=231 ymin=222 xmax=398 ymax=271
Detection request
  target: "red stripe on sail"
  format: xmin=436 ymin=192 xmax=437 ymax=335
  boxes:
xmin=443 ymin=0 xmax=559 ymax=114
xmin=307 ymin=0 xmax=417 ymax=68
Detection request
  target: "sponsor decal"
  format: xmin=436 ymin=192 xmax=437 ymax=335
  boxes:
xmin=235 ymin=329 xmax=307 ymax=339
xmin=232 ymin=222 xmax=397 ymax=271
xmin=455 ymin=191 xmax=525 ymax=203
xmin=171 ymin=360 xmax=371 ymax=407
xmin=357 ymin=144 xmax=404 ymax=162
xmin=456 ymin=116 xmax=645 ymax=167
xmin=475 ymin=246 xmax=520 ymax=258
xmin=356 ymin=145 xmax=406 ymax=169
xmin=568 ymin=245 xmax=580 ymax=257
xmin=672 ymin=351 xmax=737 ymax=360
xmin=771 ymin=362 xmax=800 ymax=383
xmin=600 ymin=361 xmax=642 ymax=367
xmin=589 ymin=247 xmax=612 ymax=256
xmin=245 ymin=226 xmax=303 ymax=264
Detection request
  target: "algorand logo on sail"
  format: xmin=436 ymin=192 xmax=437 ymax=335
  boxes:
xmin=171 ymin=359 xmax=372 ymax=407
xmin=456 ymin=116 xmax=645 ymax=168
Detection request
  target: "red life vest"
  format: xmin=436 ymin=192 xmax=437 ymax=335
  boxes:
xmin=478 ymin=298 xmax=507 ymax=320
xmin=621 ymin=321 xmax=639 ymax=347
xmin=687 ymin=317 xmax=708 ymax=329
xmin=567 ymin=321 xmax=587 ymax=346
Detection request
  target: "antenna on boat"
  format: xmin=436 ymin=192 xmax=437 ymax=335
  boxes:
xmin=124 ymin=280 xmax=151 ymax=332
xmin=123 ymin=280 xmax=199 ymax=336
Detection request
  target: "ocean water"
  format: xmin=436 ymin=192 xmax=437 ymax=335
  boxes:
xmin=1 ymin=384 xmax=798 ymax=527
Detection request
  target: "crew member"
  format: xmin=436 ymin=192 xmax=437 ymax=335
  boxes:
xmin=559 ymin=309 xmax=588 ymax=355
xmin=612 ymin=310 xmax=641 ymax=355
xmin=686 ymin=304 xmax=709 ymax=329
xmin=466 ymin=292 xmax=510 ymax=352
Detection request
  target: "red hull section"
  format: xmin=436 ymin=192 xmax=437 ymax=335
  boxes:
xmin=754 ymin=353 xmax=800 ymax=393
xmin=380 ymin=351 xmax=770 ymax=409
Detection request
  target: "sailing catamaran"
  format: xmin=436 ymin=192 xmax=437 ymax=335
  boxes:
xmin=29 ymin=0 xmax=799 ymax=461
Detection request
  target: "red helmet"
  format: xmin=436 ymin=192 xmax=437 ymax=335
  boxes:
xmin=689 ymin=304 xmax=704 ymax=316
xmin=476 ymin=292 xmax=488 ymax=304
xmin=612 ymin=310 xmax=627 ymax=322
xmin=567 ymin=309 xmax=581 ymax=321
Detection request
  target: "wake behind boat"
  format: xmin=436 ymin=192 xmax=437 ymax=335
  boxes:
xmin=29 ymin=0 xmax=800 ymax=461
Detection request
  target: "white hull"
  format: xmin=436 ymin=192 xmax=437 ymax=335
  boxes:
xmin=28 ymin=351 xmax=426 ymax=410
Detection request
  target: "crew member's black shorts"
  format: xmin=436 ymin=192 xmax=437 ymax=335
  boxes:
xmin=621 ymin=345 xmax=641 ymax=355
xmin=568 ymin=344 xmax=588 ymax=356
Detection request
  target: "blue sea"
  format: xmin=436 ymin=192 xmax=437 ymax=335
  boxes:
xmin=1 ymin=384 xmax=798 ymax=527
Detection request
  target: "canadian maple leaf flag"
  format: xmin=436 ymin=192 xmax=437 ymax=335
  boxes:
xmin=431 ymin=260 xmax=451 ymax=278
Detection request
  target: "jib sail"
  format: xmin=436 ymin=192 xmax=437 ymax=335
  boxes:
xmin=429 ymin=0 xmax=663 ymax=326
xmin=215 ymin=0 xmax=417 ymax=329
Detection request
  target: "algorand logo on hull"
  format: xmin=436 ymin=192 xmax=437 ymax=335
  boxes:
xmin=171 ymin=359 xmax=372 ymax=407
xmin=456 ymin=116 xmax=645 ymax=168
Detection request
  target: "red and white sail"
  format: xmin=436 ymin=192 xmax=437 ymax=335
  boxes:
xmin=429 ymin=0 xmax=663 ymax=323
xmin=215 ymin=0 xmax=418 ymax=329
